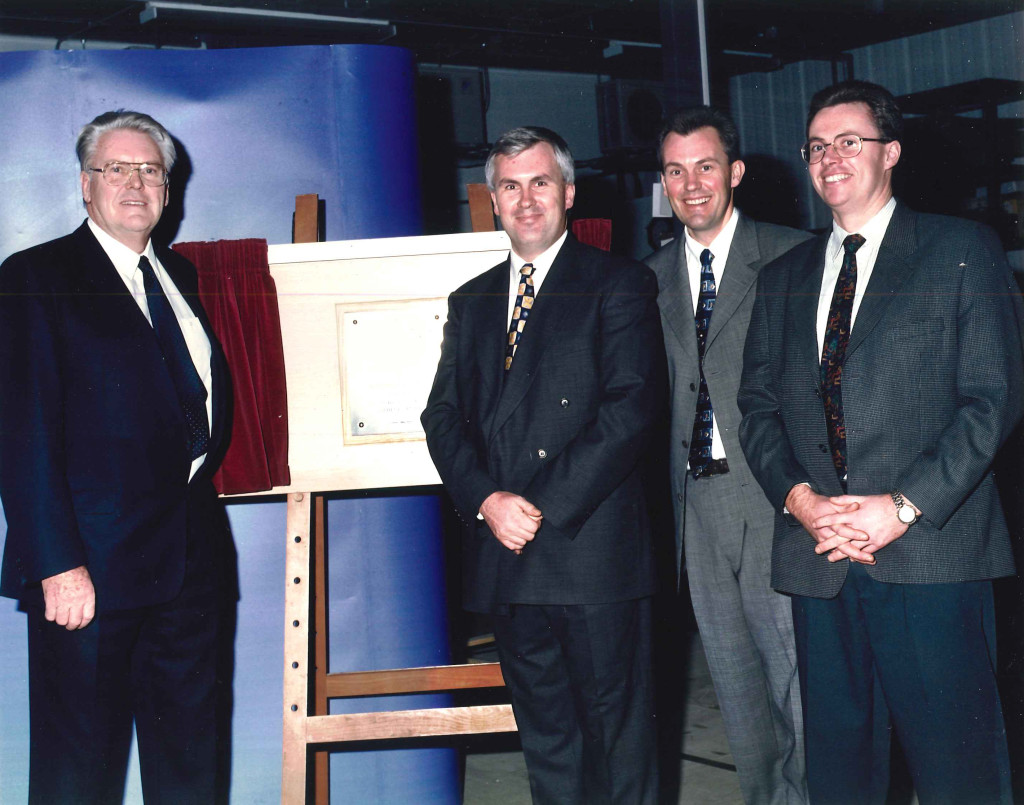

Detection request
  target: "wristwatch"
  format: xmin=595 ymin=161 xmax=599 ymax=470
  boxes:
xmin=890 ymin=491 xmax=918 ymax=525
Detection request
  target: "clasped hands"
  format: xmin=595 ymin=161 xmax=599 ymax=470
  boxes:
xmin=479 ymin=491 xmax=543 ymax=554
xmin=785 ymin=485 xmax=915 ymax=565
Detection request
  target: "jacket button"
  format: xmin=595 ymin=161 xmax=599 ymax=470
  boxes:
xmin=689 ymin=382 xmax=696 ymax=392
xmin=681 ymin=439 xmax=688 ymax=448
xmin=677 ymin=493 xmax=684 ymax=502
xmin=560 ymin=397 xmax=570 ymax=408
xmin=537 ymin=449 xmax=547 ymax=458
xmin=818 ymin=444 xmax=828 ymax=453
xmin=814 ymin=388 xmax=821 ymax=399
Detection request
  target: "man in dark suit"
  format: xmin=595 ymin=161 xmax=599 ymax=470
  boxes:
xmin=739 ymin=81 xmax=1021 ymax=803
xmin=422 ymin=126 xmax=665 ymax=804
xmin=0 ymin=110 xmax=231 ymax=803
xmin=646 ymin=106 xmax=810 ymax=804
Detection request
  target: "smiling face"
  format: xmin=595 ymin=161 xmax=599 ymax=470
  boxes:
xmin=490 ymin=142 xmax=575 ymax=262
xmin=807 ymin=102 xmax=901 ymax=232
xmin=81 ymin=128 xmax=168 ymax=253
xmin=660 ymin=127 xmax=744 ymax=247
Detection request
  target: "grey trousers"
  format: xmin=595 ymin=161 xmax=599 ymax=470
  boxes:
xmin=683 ymin=470 xmax=807 ymax=805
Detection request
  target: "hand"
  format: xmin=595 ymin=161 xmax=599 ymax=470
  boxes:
xmin=479 ymin=491 xmax=542 ymax=554
xmin=41 ymin=565 xmax=95 ymax=630
xmin=812 ymin=494 xmax=914 ymax=564
xmin=785 ymin=485 xmax=868 ymax=563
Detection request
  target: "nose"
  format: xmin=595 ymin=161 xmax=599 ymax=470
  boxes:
xmin=125 ymin=166 xmax=144 ymax=189
xmin=684 ymin=171 xmax=700 ymax=190
xmin=820 ymin=143 xmax=840 ymax=165
xmin=519 ymin=186 xmax=535 ymax=207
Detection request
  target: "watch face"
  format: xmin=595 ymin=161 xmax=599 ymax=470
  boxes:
xmin=897 ymin=506 xmax=916 ymax=524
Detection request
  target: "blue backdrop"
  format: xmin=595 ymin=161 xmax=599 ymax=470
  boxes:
xmin=0 ymin=44 xmax=459 ymax=803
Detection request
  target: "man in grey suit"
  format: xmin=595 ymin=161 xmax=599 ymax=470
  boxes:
xmin=739 ymin=80 xmax=1021 ymax=803
xmin=646 ymin=106 xmax=810 ymax=804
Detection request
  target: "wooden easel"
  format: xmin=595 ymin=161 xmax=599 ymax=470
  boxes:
xmin=280 ymin=197 xmax=517 ymax=804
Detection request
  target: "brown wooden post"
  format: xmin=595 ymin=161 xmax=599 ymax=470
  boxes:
xmin=466 ymin=184 xmax=495 ymax=232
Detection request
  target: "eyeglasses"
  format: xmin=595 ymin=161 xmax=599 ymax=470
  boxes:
xmin=800 ymin=135 xmax=890 ymax=165
xmin=89 ymin=161 xmax=168 ymax=187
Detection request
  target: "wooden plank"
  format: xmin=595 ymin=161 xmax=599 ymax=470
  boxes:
xmin=304 ymin=705 xmax=518 ymax=744
xmin=466 ymin=183 xmax=495 ymax=232
xmin=281 ymin=493 xmax=313 ymax=804
xmin=324 ymin=662 xmax=505 ymax=697
xmin=313 ymin=496 xmax=329 ymax=805
xmin=294 ymin=194 xmax=320 ymax=244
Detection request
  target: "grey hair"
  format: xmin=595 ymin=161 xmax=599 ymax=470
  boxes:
xmin=76 ymin=110 xmax=177 ymax=172
xmin=484 ymin=126 xmax=575 ymax=190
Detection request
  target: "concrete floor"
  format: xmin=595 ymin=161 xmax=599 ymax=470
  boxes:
xmin=462 ymin=631 xmax=743 ymax=804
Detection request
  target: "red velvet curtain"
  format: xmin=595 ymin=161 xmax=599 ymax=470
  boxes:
xmin=173 ymin=238 xmax=290 ymax=495
xmin=572 ymin=218 xmax=612 ymax=252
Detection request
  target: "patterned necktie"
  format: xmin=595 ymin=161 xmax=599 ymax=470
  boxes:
xmin=138 ymin=256 xmax=210 ymax=460
xmin=689 ymin=249 xmax=716 ymax=479
xmin=820 ymin=234 xmax=865 ymax=484
xmin=504 ymin=262 xmax=535 ymax=371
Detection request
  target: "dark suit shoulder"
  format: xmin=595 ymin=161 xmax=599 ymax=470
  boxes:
xmin=0 ymin=226 xmax=89 ymax=291
xmin=642 ymin=238 xmax=678 ymax=284
xmin=750 ymin=219 xmax=813 ymax=258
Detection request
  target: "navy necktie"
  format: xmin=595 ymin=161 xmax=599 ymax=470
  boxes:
xmin=504 ymin=263 xmax=535 ymax=372
xmin=689 ymin=248 xmax=716 ymax=479
xmin=820 ymin=234 xmax=865 ymax=484
xmin=138 ymin=256 xmax=209 ymax=460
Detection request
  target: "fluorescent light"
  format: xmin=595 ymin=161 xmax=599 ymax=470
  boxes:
xmin=140 ymin=2 xmax=394 ymax=38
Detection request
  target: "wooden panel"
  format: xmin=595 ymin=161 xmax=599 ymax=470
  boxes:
xmin=304 ymin=705 xmax=517 ymax=744
xmin=467 ymin=183 xmax=495 ymax=232
xmin=294 ymin=194 xmax=320 ymax=244
xmin=324 ymin=662 xmax=505 ymax=697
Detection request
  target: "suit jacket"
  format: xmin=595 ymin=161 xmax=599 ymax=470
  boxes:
xmin=0 ymin=222 xmax=232 ymax=611
xmin=738 ymin=204 xmax=1023 ymax=598
xmin=645 ymin=214 xmax=811 ymax=574
xmin=421 ymin=235 xmax=667 ymax=613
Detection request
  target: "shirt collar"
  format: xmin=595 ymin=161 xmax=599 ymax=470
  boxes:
xmin=87 ymin=218 xmax=157 ymax=285
xmin=827 ymin=196 xmax=897 ymax=262
xmin=510 ymin=229 xmax=568 ymax=275
xmin=683 ymin=208 xmax=740 ymax=271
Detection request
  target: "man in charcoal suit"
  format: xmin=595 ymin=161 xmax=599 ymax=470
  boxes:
xmin=739 ymin=80 xmax=1021 ymax=804
xmin=0 ymin=110 xmax=232 ymax=803
xmin=645 ymin=106 xmax=811 ymax=804
xmin=422 ymin=126 xmax=666 ymax=804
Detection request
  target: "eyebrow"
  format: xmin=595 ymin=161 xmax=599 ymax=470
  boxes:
xmin=807 ymin=130 xmax=869 ymax=141
xmin=497 ymin=173 xmax=555 ymax=185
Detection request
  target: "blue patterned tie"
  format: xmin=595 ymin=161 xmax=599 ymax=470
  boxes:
xmin=689 ymin=249 xmax=716 ymax=479
xmin=138 ymin=256 xmax=210 ymax=460
xmin=820 ymin=234 xmax=865 ymax=484
xmin=504 ymin=263 xmax=535 ymax=371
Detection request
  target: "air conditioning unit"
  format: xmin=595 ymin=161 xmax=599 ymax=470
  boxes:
xmin=598 ymin=79 xmax=667 ymax=153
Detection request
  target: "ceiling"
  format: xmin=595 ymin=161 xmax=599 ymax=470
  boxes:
xmin=1 ymin=0 xmax=1020 ymax=88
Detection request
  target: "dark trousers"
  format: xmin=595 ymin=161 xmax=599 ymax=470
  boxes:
xmin=792 ymin=562 xmax=1012 ymax=805
xmin=492 ymin=598 xmax=657 ymax=805
xmin=26 ymin=534 xmax=224 ymax=805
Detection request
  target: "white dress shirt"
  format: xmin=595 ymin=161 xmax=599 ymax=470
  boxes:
xmin=88 ymin=219 xmax=213 ymax=480
xmin=815 ymin=197 xmax=897 ymax=356
xmin=683 ymin=209 xmax=741 ymax=461
xmin=506 ymin=229 xmax=568 ymax=327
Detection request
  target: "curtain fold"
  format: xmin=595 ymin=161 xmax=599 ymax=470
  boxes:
xmin=572 ymin=218 xmax=612 ymax=252
xmin=173 ymin=238 xmax=290 ymax=495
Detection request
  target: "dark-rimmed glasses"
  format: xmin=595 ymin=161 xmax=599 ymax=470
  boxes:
xmin=89 ymin=161 xmax=168 ymax=187
xmin=800 ymin=135 xmax=891 ymax=165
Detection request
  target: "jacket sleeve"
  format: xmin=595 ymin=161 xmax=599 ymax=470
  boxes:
xmin=896 ymin=224 xmax=1024 ymax=527
xmin=521 ymin=266 xmax=667 ymax=536
xmin=737 ymin=269 xmax=814 ymax=511
xmin=420 ymin=291 xmax=500 ymax=522
xmin=0 ymin=252 xmax=87 ymax=593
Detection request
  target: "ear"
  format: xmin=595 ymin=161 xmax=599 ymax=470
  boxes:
xmin=564 ymin=183 xmax=576 ymax=211
xmin=163 ymin=184 xmax=170 ymax=207
xmin=730 ymin=159 xmax=746 ymax=189
xmin=661 ymin=175 xmax=669 ymax=198
xmin=81 ymin=171 xmax=92 ymax=205
xmin=491 ymin=192 xmax=499 ymax=216
xmin=884 ymin=140 xmax=901 ymax=169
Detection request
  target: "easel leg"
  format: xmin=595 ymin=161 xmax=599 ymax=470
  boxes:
xmin=282 ymin=493 xmax=313 ymax=804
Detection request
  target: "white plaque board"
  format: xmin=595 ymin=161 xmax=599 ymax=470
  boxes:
xmin=260 ymin=230 xmax=511 ymax=494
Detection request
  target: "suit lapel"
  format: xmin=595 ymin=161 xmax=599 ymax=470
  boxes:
xmin=792 ymin=234 xmax=830 ymax=385
xmin=706 ymin=216 xmax=759 ymax=352
xmin=489 ymin=236 xmax=584 ymax=440
xmin=474 ymin=262 xmax=512 ymax=440
xmin=846 ymin=204 xmax=917 ymax=358
xmin=658 ymin=240 xmax=698 ymax=359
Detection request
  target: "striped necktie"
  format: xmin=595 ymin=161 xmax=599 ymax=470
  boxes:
xmin=689 ymin=248 xmax=716 ymax=479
